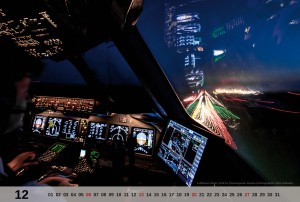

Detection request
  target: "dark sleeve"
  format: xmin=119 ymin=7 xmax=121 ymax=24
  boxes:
xmin=0 ymin=173 xmax=16 ymax=186
xmin=3 ymin=162 xmax=16 ymax=177
xmin=0 ymin=163 xmax=19 ymax=186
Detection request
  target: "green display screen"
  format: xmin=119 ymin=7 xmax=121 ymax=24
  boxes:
xmin=90 ymin=150 xmax=100 ymax=162
xmin=50 ymin=143 xmax=66 ymax=153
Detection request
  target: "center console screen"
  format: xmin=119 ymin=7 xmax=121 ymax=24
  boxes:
xmin=87 ymin=122 xmax=107 ymax=141
xmin=158 ymin=120 xmax=208 ymax=187
xmin=60 ymin=118 xmax=79 ymax=139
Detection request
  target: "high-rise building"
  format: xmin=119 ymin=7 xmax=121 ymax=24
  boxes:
xmin=164 ymin=0 xmax=206 ymax=91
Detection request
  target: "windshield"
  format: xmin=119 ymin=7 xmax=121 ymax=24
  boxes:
xmin=138 ymin=0 xmax=300 ymax=184
xmin=32 ymin=59 xmax=86 ymax=85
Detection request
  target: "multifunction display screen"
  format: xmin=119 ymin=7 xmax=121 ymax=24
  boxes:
xmin=158 ymin=120 xmax=208 ymax=187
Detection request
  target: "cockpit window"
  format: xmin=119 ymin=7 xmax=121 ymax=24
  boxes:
xmin=138 ymin=0 xmax=300 ymax=184
xmin=83 ymin=41 xmax=141 ymax=87
xmin=32 ymin=59 xmax=86 ymax=85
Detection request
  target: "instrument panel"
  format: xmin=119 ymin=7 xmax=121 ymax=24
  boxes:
xmin=32 ymin=96 xmax=95 ymax=113
xmin=31 ymin=112 xmax=159 ymax=157
xmin=87 ymin=122 xmax=107 ymax=141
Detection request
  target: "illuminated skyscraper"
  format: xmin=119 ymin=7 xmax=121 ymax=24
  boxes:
xmin=164 ymin=1 xmax=204 ymax=53
xmin=164 ymin=0 xmax=206 ymax=91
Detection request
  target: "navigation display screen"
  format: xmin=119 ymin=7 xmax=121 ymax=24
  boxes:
xmin=32 ymin=115 xmax=47 ymax=135
xmin=132 ymin=127 xmax=155 ymax=156
xmin=61 ymin=119 xmax=79 ymax=139
xmin=87 ymin=122 xmax=107 ymax=140
xmin=45 ymin=117 xmax=62 ymax=137
xmin=158 ymin=120 xmax=208 ymax=187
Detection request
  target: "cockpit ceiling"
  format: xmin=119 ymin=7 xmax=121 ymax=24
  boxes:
xmin=0 ymin=0 xmax=143 ymax=61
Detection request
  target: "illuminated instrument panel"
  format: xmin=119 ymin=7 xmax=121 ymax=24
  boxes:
xmin=28 ymin=97 xmax=211 ymax=186
xmin=0 ymin=5 xmax=64 ymax=58
xmin=31 ymin=110 xmax=157 ymax=157
xmin=32 ymin=96 xmax=95 ymax=113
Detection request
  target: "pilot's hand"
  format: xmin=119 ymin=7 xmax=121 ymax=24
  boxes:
xmin=39 ymin=176 xmax=78 ymax=186
xmin=7 ymin=151 xmax=38 ymax=174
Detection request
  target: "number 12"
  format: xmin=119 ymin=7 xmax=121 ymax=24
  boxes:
xmin=15 ymin=190 xmax=29 ymax=199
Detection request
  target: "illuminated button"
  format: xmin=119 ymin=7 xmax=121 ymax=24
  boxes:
xmin=119 ymin=117 xmax=127 ymax=123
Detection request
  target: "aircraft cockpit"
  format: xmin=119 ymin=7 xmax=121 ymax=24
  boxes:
xmin=1 ymin=0 xmax=299 ymax=187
